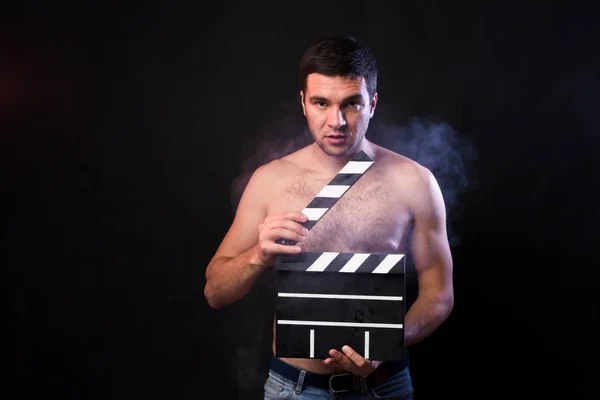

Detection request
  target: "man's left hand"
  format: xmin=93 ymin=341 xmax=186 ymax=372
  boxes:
xmin=323 ymin=345 xmax=382 ymax=377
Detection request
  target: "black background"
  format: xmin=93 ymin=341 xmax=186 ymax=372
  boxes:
xmin=3 ymin=1 xmax=599 ymax=399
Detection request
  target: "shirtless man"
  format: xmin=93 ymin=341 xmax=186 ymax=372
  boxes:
xmin=204 ymin=36 xmax=454 ymax=399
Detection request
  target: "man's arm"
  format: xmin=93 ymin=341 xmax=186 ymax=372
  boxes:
xmin=404 ymin=166 xmax=454 ymax=346
xmin=322 ymin=165 xmax=454 ymax=376
xmin=204 ymin=163 xmax=307 ymax=309
xmin=204 ymin=165 xmax=270 ymax=309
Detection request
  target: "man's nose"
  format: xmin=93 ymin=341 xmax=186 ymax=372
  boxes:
xmin=327 ymin=107 xmax=346 ymax=129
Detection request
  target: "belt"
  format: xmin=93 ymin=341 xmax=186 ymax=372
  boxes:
xmin=269 ymin=350 xmax=408 ymax=393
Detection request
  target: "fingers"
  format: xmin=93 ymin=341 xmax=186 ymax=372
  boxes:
xmin=265 ymin=211 xmax=308 ymax=226
xmin=270 ymin=225 xmax=308 ymax=242
xmin=281 ymin=211 xmax=309 ymax=223
xmin=327 ymin=349 xmax=355 ymax=373
xmin=263 ymin=224 xmax=306 ymax=251
xmin=257 ymin=211 xmax=310 ymax=260
xmin=324 ymin=346 xmax=374 ymax=377
xmin=341 ymin=345 xmax=369 ymax=369
xmin=265 ymin=213 xmax=308 ymax=236
xmin=322 ymin=357 xmax=339 ymax=366
xmin=259 ymin=234 xmax=302 ymax=255
xmin=262 ymin=212 xmax=309 ymax=245
xmin=271 ymin=242 xmax=303 ymax=254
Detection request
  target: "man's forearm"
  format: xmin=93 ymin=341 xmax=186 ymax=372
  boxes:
xmin=204 ymin=247 xmax=267 ymax=308
xmin=403 ymin=290 xmax=454 ymax=347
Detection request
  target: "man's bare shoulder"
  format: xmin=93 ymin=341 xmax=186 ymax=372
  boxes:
xmin=371 ymin=145 xmax=443 ymax=215
xmin=375 ymin=145 xmax=433 ymax=187
xmin=249 ymin=146 xmax=311 ymax=184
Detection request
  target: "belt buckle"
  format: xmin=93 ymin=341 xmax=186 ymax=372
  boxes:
xmin=328 ymin=373 xmax=351 ymax=393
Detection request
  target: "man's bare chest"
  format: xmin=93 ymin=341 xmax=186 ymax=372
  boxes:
xmin=269 ymin=173 xmax=412 ymax=254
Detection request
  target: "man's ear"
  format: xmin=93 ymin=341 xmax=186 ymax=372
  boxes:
xmin=369 ymin=92 xmax=379 ymax=118
xmin=300 ymin=90 xmax=306 ymax=116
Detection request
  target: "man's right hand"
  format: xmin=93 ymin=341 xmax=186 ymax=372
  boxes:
xmin=254 ymin=211 xmax=309 ymax=266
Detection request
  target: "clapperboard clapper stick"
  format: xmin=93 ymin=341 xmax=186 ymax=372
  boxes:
xmin=274 ymin=150 xmax=406 ymax=361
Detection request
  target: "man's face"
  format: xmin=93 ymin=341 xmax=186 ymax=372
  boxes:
xmin=301 ymin=73 xmax=378 ymax=157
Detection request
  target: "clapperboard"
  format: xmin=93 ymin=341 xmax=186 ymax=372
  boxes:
xmin=275 ymin=151 xmax=406 ymax=361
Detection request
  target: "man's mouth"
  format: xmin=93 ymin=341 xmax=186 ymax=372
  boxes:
xmin=325 ymin=135 xmax=347 ymax=145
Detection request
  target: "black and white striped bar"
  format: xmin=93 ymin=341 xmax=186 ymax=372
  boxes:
xmin=275 ymin=252 xmax=406 ymax=361
xmin=301 ymin=150 xmax=373 ymax=231
xmin=276 ymin=252 xmax=405 ymax=274
xmin=278 ymin=151 xmax=373 ymax=246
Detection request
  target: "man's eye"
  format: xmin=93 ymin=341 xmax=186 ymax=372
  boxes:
xmin=316 ymin=102 xmax=327 ymax=108
xmin=346 ymin=101 xmax=361 ymax=109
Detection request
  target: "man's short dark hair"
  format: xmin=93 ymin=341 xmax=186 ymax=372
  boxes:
xmin=299 ymin=36 xmax=378 ymax=100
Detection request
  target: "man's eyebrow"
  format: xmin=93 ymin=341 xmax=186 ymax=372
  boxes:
xmin=308 ymin=94 xmax=365 ymax=103
xmin=309 ymin=96 xmax=328 ymax=103
xmin=342 ymin=94 xmax=365 ymax=102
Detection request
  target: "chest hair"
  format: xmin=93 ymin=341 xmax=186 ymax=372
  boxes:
xmin=281 ymin=172 xmax=404 ymax=253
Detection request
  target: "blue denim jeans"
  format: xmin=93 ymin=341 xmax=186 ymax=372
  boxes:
xmin=263 ymin=359 xmax=415 ymax=399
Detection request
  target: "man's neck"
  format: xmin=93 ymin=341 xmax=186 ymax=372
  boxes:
xmin=309 ymin=140 xmax=374 ymax=174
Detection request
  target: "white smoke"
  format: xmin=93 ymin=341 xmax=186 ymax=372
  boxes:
xmin=230 ymin=115 xmax=477 ymax=246
xmin=226 ymin=114 xmax=477 ymax=397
